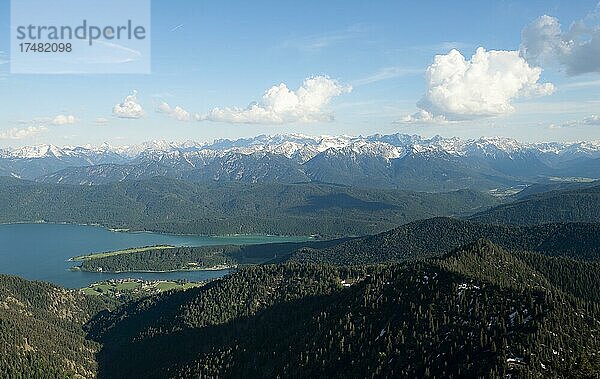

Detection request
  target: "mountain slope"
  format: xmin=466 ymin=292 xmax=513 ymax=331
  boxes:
xmin=77 ymin=217 xmax=600 ymax=272
xmin=289 ymin=217 xmax=600 ymax=265
xmin=41 ymin=162 xmax=182 ymax=185
xmin=0 ymin=177 xmax=497 ymax=236
xmin=470 ymin=184 xmax=600 ymax=225
xmin=0 ymin=275 xmax=112 ymax=378
xmin=510 ymin=180 xmax=598 ymax=200
xmin=85 ymin=242 xmax=600 ymax=378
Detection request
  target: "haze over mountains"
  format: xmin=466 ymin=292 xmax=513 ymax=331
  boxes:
xmin=1 ymin=133 xmax=599 ymax=191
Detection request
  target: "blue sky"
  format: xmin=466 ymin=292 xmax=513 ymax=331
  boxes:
xmin=1 ymin=0 xmax=600 ymax=147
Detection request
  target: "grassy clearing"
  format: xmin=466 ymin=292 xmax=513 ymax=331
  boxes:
xmin=71 ymin=245 xmax=175 ymax=261
xmin=81 ymin=279 xmax=205 ymax=299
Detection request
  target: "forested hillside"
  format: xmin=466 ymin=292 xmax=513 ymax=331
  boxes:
xmin=290 ymin=217 xmax=600 ymax=265
xmin=85 ymin=241 xmax=600 ymax=378
xmin=3 ymin=220 xmax=600 ymax=378
xmin=78 ymin=238 xmax=349 ymax=273
xmin=76 ymin=217 xmax=600 ymax=272
xmin=470 ymin=184 xmax=600 ymax=225
xmin=510 ymin=180 xmax=598 ymax=200
xmin=0 ymin=275 xmax=113 ymax=378
xmin=0 ymin=177 xmax=497 ymax=236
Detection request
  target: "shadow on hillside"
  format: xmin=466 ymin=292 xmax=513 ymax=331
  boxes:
xmin=86 ymin=286 xmax=349 ymax=379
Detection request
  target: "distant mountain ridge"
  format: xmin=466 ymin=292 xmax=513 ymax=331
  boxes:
xmin=0 ymin=177 xmax=498 ymax=237
xmin=1 ymin=133 xmax=599 ymax=191
xmin=3 ymin=133 xmax=598 ymax=162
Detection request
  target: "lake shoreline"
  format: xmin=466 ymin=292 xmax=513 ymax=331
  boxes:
xmin=0 ymin=223 xmax=300 ymax=289
xmin=69 ymin=245 xmax=177 ymax=262
xmin=71 ymin=265 xmax=235 ymax=274
xmin=0 ymin=220 xmax=315 ymax=239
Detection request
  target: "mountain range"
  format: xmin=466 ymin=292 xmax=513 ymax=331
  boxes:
xmin=1 ymin=133 xmax=599 ymax=191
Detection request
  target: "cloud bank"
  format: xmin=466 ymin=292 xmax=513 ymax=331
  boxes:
xmin=0 ymin=126 xmax=48 ymax=140
xmin=200 ymin=76 xmax=351 ymax=124
xmin=396 ymin=109 xmax=450 ymax=125
xmin=401 ymin=48 xmax=554 ymax=123
xmin=113 ymin=91 xmax=144 ymax=119
xmin=557 ymin=114 xmax=600 ymax=128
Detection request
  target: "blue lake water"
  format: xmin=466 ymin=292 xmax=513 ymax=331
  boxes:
xmin=0 ymin=223 xmax=309 ymax=288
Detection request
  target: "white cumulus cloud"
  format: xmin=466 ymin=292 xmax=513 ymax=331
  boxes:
xmin=200 ymin=76 xmax=352 ymax=124
xmin=405 ymin=48 xmax=554 ymax=122
xmin=52 ymin=114 xmax=78 ymax=125
xmin=113 ymin=91 xmax=144 ymax=119
xmin=157 ymin=102 xmax=193 ymax=122
xmin=0 ymin=126 xmax=48 ymax=140
xmin=520 ymin=8 xmax=600 ymax=75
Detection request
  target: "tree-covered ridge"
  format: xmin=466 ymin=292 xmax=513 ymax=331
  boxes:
xmin=79 ymin=245 xmax=236 ymax=272
xmin=0 ymin=176 xmax=497 ymax=236
xmin=84 ymin=242 xmax=600 ymax=378
xmin=434 ymin=240 xmax=600 ymax=377
xmin=0 ymin=275 xmax=114 ymax=378
xmin=75 ymin=218 xmax=600 ymax=273
xmin=77 ymin=239 xmax=349 ymax=272
xmin=290 ymin=217 xmax=600 ymax=265
xmin=469 ymin=184 xmax=600 ymax=225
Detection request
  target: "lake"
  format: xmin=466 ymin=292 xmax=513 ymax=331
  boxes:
xmin=0 ymin=223 xmax=310 ymax=288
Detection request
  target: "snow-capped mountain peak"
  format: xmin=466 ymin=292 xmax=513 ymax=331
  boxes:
xmin=2 ymin=133 xmax=599 ymax=165
xmin=10 ymin=144 xmax=66 ymax=159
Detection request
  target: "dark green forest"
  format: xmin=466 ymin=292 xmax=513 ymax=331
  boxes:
xmin=4 ymin=224 xmax=600 ymax=378
xmin=0 ymin=275 xmax=115 ymax=378
xmin=83 ymin=240 xmax=600 ymax=378
xmin=290 ymin=217 xmax=600 ymax=265
xmin=2 ymin=178 xmax=598 ymax=238
xmin=78 ymin=238 xmax=349 ymax=272
xmin=77 ymin=217 xmax=600 ymax=272
xmin=0 ymin=176 xmax=497 ymax=236
xmin=470 ymin=184 xmax=600 ymax=225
